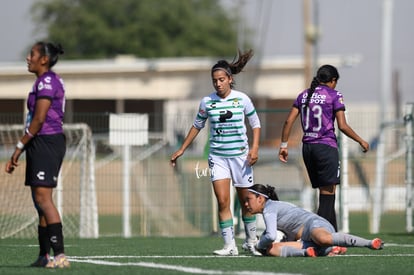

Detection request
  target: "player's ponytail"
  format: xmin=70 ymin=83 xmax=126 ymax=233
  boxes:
xmin=304 ymin=77 xmax=320 ymax=109
xmin=264 ymin=185 xmax=279 ymax=201
xmin=304 ymin=64 xmax=340 ymax=109
xmin=228 ymin=49 xmax=253 ymax=75
xmin=211 ymin=49 xmax=253 ymax=88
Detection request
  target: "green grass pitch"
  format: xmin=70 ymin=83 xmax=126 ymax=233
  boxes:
xmin=1 ymin=233 xmax=414 ymax=275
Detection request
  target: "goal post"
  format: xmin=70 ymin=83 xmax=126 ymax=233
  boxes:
xmin=64 ymin=123 xmax=99 ymax=238
xmin=0 ymin=123 xmax=98 ymax=239
xmin=404 ymin=103 xmax=414 ymax=232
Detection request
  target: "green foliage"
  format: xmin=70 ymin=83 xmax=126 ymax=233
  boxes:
xmin=31 ymin=0 xmax=241 ymax=59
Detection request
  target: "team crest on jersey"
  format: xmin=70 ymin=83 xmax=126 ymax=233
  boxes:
xmin=232 ymin=98 xmax=240 ymax=108
xmin=37 ymin=82 xmax=44 ymax=90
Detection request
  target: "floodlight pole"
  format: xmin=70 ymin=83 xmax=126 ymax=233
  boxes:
xmin=303 ymin=0 xmax=319 ymax=87
xmin=405 ymin=103 xmax=414 ymax=233
xmin=371 ymin=0 xmax=394 ymax=234
xmin=303 ymin=0 xmax=312 ymax=87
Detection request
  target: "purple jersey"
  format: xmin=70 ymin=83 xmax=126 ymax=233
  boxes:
xmin=293 ymin=85 xmax=345 ymax=148
xmin=26 ymin=71 xmax=65 ymax=135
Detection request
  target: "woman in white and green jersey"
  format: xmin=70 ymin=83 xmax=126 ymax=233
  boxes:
xmin=171 ymin=49 xmax=261 ymax=256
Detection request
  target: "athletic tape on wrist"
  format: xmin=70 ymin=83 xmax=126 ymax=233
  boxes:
xmin=16 ymin=141 xmax=25 ymax=150
xmin=280 ymin=142 xmax=288 ymax=149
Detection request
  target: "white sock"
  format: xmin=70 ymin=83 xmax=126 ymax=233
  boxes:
xmin=243 ymin=216 xmax=257 ymax=242
xmin=221 ymin=226 xmax=235 ymax=246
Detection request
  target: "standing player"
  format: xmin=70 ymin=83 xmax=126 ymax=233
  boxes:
xmin=278 ymin=64 xmax=369 ymax=231
xmin=171 ymin=49 xmax=261 ymax=256
xmin=245 ymin=184 xmax=384 ymax=257
xmin=5 ymin=42 xmax=69 ymax=268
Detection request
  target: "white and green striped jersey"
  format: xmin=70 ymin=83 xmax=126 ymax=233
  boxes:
xmin=193 ymin=90 xmax=261 ymax=157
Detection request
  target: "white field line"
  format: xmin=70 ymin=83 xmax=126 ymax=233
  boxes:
xmin=3 ymin=242 xmax=414 ymax=248
xmin=69 ymin=258 xmax=301 ymax=275
xmin=342 ymin=254 xmax=414 ymax=257
xmin=69 ymin=255 xmax=254 ymax=259
xmin=68 ymin=251 xmax=414 ymax=275
xmin=68 ymin=252 xmax=414 ymax=260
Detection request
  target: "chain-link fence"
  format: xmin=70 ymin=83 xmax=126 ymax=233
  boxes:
xmin=0 ymin=107 xmax=411 ymax=238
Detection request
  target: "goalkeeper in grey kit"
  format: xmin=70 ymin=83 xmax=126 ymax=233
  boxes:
xmin=245 ymin=184 xmax=384 ymax=257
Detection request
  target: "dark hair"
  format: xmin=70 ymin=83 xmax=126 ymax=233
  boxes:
xmin=211 ymin=49 xmax=253 ymax=88
xmin=249 ymin=184 xmax=279 ymax=201
xmin=35 ymin=42 xmax=64 ymax=68
xmin=305 ymin=64 xmax=340 ymax=109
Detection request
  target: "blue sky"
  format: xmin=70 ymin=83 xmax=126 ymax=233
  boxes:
xmin=1 ymin=0 xmax=413 ymax=104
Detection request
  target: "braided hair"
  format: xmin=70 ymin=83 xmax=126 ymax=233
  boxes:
xmin=304 ymin=64 xmax=339 ymax=109
xmin=211 ymin=49 xmax=253 ymax=88
xmin=35 ymin=42 xmax=64 ymax=68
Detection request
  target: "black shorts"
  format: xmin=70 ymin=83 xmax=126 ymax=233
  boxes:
xmin=302 ymin=143 xmax=340 ymax=188
xmin=25 ymin=134 xmax=66 ymax=188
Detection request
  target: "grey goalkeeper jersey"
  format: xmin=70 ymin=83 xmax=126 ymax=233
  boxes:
xmin=257 ymin=199 xmax=322 ymax=250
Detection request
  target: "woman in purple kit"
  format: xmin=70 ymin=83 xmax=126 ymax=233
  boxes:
xmin=5 ymin=42 xmax=69 ymax=268
xmin=278 ymin=64 xmax=369 ymax=231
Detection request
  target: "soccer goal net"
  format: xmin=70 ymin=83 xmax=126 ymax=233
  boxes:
xmin=338 ymin=103 xmax=414 ymax=234
xmin=0 ymin=123 xmax=98 ymax=239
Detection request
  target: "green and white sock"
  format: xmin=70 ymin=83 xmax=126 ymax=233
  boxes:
xmin=242 ymin=215 xmax=257 ymax=242
xmin=219 ymin=219 xmax=234 ymax=246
